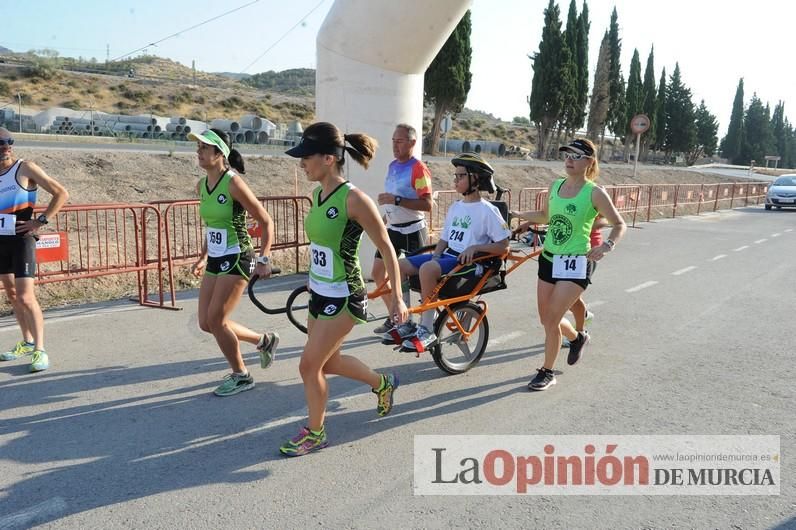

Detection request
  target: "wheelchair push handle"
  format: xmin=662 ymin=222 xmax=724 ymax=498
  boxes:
xmin=247 ymin=269 xmax=287 ymax=315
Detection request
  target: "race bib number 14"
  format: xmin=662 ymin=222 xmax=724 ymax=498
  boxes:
xmin=552 ymin=255 xmax=587 ymax=280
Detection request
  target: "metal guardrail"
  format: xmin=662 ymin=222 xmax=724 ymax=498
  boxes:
xmin=29 ymin=183 xmax=769 ymax=310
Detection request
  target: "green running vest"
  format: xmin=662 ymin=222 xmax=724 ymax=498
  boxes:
xmin=305 ymin=182 xmax=365 ymax=297
xmin=199 ymin=171 xmax=252 ymax=257
xmin=544 ymin=178 xmax=598 ymax=256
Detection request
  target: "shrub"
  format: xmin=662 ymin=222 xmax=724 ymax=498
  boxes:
xmin=220 ymin=96 xmax=244 ymax=109
xmin=22 ymin=60 xmax=57 ymax=80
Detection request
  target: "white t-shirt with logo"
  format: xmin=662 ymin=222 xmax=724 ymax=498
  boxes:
xmin=441 ymin=199 xmax=511 ymax=254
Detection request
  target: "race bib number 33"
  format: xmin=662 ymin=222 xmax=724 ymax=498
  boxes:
xmin=552 ymin=255 xmax=587 ymax=280
xmin=309 ymin=243 xmax=334 ymax=279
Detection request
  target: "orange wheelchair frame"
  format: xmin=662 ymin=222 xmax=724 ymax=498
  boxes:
xmin=248 ymin=228 xmax=545 ymax=375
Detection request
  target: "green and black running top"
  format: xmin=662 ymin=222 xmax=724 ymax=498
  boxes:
xmin=305 ymin=181 xmax=366 ymax=298
xmin=199 ymin=170 xmax=253 ymax=257
xmin=544 ymin=178 xmax=598 ymax=256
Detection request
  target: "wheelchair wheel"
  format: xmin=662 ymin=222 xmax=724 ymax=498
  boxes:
xmin=285 ymin=285 xmax=310 ymax=334
xmin=430 ymin=301 xmax=489 ymax=375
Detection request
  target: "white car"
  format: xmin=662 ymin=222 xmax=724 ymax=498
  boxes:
xmin=765 ymin=175 xmax=796 ymax=210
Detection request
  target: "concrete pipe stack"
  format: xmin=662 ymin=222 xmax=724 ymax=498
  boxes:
xmin=436 ymin=139 xmax=472 ymax=153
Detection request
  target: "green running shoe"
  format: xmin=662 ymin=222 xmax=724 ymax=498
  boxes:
xmin=373 ymin=373 xmax=399 ymax=417
xmin=0 ymin=341 xmax=34 ymax=361
xmin=30 ymin=350 xmax=49 ymax=372
xmin=257 ymin=332 xmax=279 ymax=369
xmin=213 ymin=373 xmax=254 ymax=396
xmin=279 ymin=426 xmax=328 ymax=457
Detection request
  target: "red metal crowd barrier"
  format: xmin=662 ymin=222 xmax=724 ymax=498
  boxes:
xmin=27 ymin=182 xmax=768 ymax=310
xmin=33 ymin=202 xmax=166 ymax=308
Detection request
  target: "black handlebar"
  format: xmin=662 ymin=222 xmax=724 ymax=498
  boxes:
xmin=246 ymin=270 xmax=286 ymax=315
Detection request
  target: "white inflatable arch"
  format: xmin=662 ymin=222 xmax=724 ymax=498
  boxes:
xmin=316 ymin=0 xmax=472 ymax=275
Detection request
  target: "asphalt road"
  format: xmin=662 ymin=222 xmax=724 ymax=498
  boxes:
xmin=0 ymin=207 xmax=794 ymax=529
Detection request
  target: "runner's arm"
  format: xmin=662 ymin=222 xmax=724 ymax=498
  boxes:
xmin=23 ymin=161 xmax=69 ymax=220
xmin=229 ymin=176 xmax=274 ymax=258
xmin=586 ymin=187 xmax=627 ymax=261
xmin=348 ymin=189 xmax=408 ymax=324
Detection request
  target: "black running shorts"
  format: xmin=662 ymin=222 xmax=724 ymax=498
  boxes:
xmin=308 ymin=289 xmax=368 ymax=324
xmin=537 ymin=253 xmax=593 ymax=291
xmin=0 ymin=236 xmax=37 ymax=278
xmin=206 ymin=250 xmax=255 ymax=279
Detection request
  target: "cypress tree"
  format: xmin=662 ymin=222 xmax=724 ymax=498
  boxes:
xmin=528 ymin=0 xmax=573 ymax=158
xmin=623 ymin=49 xmax=643 ymax=158
xmin=653 ymin=67 xmax=667 ymax=155
xmin=560 ymin=0 xmax=580 ymax=137
xmin=721 ymin=78 xmax=745 ymax=163
xmin=742 ymin=94 xmax=774 ymax=165
xmin=574 ymin=2 xmax=590 ymax=132
xmin=689 ymin=100 xmax=719 ymax=165
xmin=587 ymin=31 xmax=611 ymax=144
xmin=640 ymin=46 xmax=657 ymax=158
xmin=771 ymin=101 xmax=786 ymax=165
xmin=663 ymin=63 xmax=696 ymax=157
xmin=423 ymin=10 xmax=472 ymax=155
xmin=605 ymin=8 xmax=626 ymax=144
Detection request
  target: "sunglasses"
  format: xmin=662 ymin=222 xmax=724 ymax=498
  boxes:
xmin=453 ymin=172 xmax=469 ymax=181
xmin=563 ymin=152 xmax=591 ymax=161
xmin=0 ymin=138 xmax=14 ymax=146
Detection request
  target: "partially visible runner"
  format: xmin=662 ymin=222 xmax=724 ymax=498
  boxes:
xmin=0 ymin=127 xmax=69 ymax=372
xmin=188 ymin=128 xmax=279 ymax=397
xmin=371 ymin=124 xmax=432 ymax=338
xmin=564 ymin=215 xmax=609 ymax=344
xmin=512 ymin=139 xmax=626 ymax=390
xmin=397 ymin=153 xmax=510 ymax=351
xmin=281 ymin=122 xmax=408 ymax=457
xmin=515 ymin=214 xmax=608 ymax=348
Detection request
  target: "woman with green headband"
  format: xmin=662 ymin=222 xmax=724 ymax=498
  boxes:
xmin=187 ymin=127 xmax=280 ymax=397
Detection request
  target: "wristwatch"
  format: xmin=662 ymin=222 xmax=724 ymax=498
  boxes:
xmin=35 ymin=214 xmax=48 ymax=225
xmin=394 ymin=196 xmax=402 ymax=206
xmin=604 ymin=239 xmax=615 ymax=250
xmin=256 ymin=255 xmax=271 ymax=266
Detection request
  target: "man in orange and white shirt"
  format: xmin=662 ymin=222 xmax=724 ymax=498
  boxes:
xmin=371 ymin=123 xmax=432 ymax=335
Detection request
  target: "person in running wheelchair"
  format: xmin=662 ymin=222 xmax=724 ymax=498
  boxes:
xmin=393 ymin=152 xmax=511 ymax=352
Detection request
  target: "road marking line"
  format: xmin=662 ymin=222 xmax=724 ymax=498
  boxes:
xmin=710 ymin=254 xmax=727 ymax=261
xmin=587 ymin=300 xmax=606 ymax=308
xmin=771 ymin=233 xmax=781 ymax=238
xmin=672 ymin=266 xmax=697 ymax=276
xmin=733 ymin=245 xmax=749 ymax=252
xmin=625 ymin=281 xmax=658 ymax=293
xmin=0 ymin=497 xmax=67 ymax=530
xmin=754 ymin=238 xmax=767 ymax=244
xmin=785 ymin=228 xmax=793 ymax=233
xmin=491 ymin=331 xmax=525 ymax=346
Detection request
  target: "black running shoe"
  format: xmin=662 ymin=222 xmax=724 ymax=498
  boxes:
xmin=567 ymin=331 xmax=590 ymax=366
xmin=528 ymin=368 xmax=556 ymax=391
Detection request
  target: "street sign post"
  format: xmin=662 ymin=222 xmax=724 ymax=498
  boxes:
xmin=630 ymin=114 xmax=651 ymax=178
xmin=441 ymin=114 xmax=452 ymax=157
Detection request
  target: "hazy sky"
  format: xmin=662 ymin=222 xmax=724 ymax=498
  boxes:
xmin=5 ymin=0 xmax=794 ymax=135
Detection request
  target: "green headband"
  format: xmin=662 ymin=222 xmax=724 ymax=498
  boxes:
xmin=194 ymin=129 xmax=230 ymax=158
